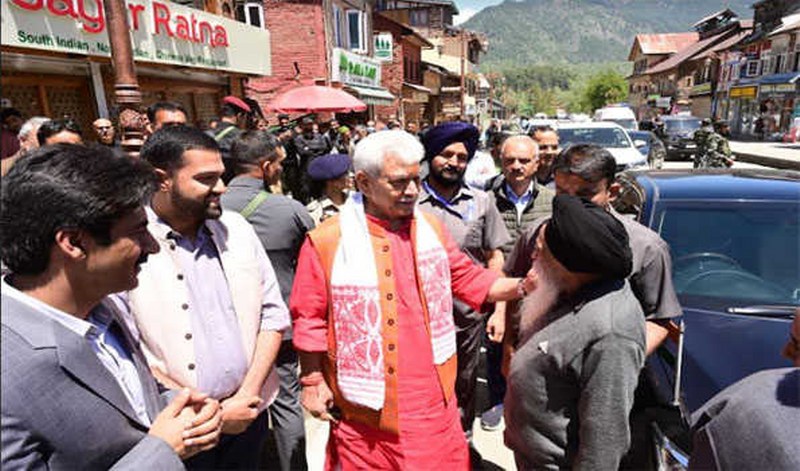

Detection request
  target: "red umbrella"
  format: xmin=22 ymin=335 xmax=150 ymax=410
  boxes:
xmin=267 ymin=85 xmax=367 ymax=113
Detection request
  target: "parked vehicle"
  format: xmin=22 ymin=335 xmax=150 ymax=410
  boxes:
xmin=628 ymin=130 xmax=666 ymax=169
xmin=656 ymin=115 xmax=702 ymax=160
xmin=593 ymin=105 xmax=638 ymax=130
xmin=612 ymin=168 xmax=800 ymax=469
xmin=557 ymin=121 xmax=648 ymax=172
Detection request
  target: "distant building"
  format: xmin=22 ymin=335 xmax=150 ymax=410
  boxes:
xmin=372 ymin=13 xmax=434 ymax=123
xmin=248 ymin=0 xmax=395 ymax=122
xmin=375 ymin=0 xmax=489 ymax=124
xmin=627 ymin=32 xmax=700 ymax=119
xmin=722 ymin=0 xmax=800 ymax=137
xmin=627 ymin=9 xmax=751 ymax=120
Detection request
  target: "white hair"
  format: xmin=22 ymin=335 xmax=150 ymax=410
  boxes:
xmin=352 ymin=130 xmax=423 ymax=176
xmin=18 ymin=117 xmax=50 ymax=139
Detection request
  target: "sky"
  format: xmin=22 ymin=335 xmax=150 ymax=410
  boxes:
xmin=453 ymin=0 xmax=504 ymax=25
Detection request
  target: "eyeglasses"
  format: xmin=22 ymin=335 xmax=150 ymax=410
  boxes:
xmin=380 ymin=175 xmax=421 ymax=192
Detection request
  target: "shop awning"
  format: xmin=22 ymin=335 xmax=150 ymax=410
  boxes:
xmin=345 ymin=85 xmax=395 ymax=106
xmin=403 ymin=82 xmax=432 ymax=94
xmin=759 ymin=72 xmax=800 ymax=85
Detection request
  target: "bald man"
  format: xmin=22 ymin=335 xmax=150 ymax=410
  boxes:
xmin=482 ymin=135 xmax=554 ymax=430
xmin=92 ymin=118 xmax=117 ymax=147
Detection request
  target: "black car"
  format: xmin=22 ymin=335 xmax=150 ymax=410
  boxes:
xmin=655 ymin=116 xmax=702 ymax=161
xmin=613 ymin=169 xmax=800 ymax=469
xmin=628 ymin=130 xmax=666 ymax=169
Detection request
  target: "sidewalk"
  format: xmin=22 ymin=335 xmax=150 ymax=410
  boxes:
xmin=729 ymin=141 xmax=800 ymax=170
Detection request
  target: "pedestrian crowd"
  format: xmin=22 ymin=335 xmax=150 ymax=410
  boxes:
xmin=1 ymin=98 xmax=797 ymax=471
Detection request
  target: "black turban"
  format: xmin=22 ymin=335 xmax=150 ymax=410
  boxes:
xmin=421 ymin=122 xmax=479 ymax=162
xmin=545 ymin=195 xmax=632 ymax=279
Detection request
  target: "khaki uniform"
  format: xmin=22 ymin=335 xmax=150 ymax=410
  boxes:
xmin=306 ymin=197 xmax=341 ymax=227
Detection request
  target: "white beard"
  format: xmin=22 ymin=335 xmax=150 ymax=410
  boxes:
xmin=518 ymin=257 xmax=561 ymax=342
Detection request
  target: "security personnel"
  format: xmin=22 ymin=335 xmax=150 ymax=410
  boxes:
xmin=693 ymin=119 xmax=734 ymax=169
xmin=305 ymin=153 xmax=352 ymax=226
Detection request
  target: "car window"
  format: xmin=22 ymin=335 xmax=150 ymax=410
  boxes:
xmin=664 ymin=119 xmax=701 ymax=131
xmin=559 ymin=128 xmax=631 ymax=149
xmin=655 ymin=202 xmax=799 ymax=307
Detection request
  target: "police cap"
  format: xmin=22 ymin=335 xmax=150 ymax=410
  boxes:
xmin=308 ymin=153 xmax=351 ymax=181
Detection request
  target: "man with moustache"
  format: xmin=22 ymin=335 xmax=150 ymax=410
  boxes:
xmin=418 ymin=122 xmax=511 ymax=444
xmin=221 ymin=130 xmax=312 ymax=470
xmin=504 ymin=194 xmax=645 ymax=470
xmin=123 ymin=126 xmax=290 ymax=469
xmin=289 ymin=130 xmax=536 ymax=469
xmin=505 ymin=144 xmax=680 ymax=357
xmin=481 ymin=134 xmax=554 ymax=431
xmin=1 ymin=144 xmax=222 ymax=469
xmin=529 ymin=125 xmax=560 ymax=185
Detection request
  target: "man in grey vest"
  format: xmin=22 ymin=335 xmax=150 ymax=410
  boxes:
xmin=482 ymin=134 xmax=554 ymax=430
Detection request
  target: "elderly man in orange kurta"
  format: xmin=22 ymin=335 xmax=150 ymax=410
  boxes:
xmin=290 ymin=130 xmax=536 ymax=469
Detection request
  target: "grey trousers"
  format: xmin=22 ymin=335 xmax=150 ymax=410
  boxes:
xmin=264 ymin=339 xmax=307 ymax=471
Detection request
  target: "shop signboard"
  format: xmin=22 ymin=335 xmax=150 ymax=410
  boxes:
xmin=1 ymin=0 xmax=271 ymax=75
xmin=331 ymin=47 xmax=381 ymax=88
xmin=730 ymin=86 xmax=757 ymax=99
xmin=373 ymin=33 xmax=392 ymax=63
xmin=760 ymin=83 xmax=796 ymax=96
xmin=690 ymin=82 xmax=712 ymax=96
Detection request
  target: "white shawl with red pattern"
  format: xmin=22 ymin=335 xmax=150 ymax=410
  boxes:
xmin=330 ymin=193 xmax=456 ymax=410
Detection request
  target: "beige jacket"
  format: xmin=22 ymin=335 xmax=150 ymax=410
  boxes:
xmin=125 ymin=208 xmax=287 ymax=409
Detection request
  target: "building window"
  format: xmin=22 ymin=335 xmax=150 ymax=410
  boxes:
xmin=793 ymin=51 xmax=800 ymax=72
xmin=242 ymin=1 xmax=263 ymax=28
xmin=745 ymin=60 xmax=761 ymax=77
xmin=346 ymin=9 xmax=367 ymax=52
xmin=333 ymin=6 xmax=344 ymax=48
xmin=409 ymin=9 xmax=429 ymax=26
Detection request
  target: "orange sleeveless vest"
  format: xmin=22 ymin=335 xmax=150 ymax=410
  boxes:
xmin=307 ymin=212 xmax=458 ymax=435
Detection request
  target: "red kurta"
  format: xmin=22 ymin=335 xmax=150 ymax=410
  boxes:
xmin=291 ymin=215 xmax=498 ymax=470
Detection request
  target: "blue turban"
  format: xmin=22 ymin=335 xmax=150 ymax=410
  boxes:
xmin=421 ymin=122 xmax=480 ymax=162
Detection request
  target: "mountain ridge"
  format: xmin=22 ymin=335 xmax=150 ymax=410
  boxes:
xmin=462 ymin=0 xmax=754 ymax=67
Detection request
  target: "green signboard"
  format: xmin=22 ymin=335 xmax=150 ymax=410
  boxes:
xmin=374 ymin=33 xmax=392 ymax=62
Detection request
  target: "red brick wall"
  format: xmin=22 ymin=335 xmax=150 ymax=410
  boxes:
xmin=246 ymin=0 xmax=328 ymax=120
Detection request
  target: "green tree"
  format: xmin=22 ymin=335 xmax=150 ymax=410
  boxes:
xmin=582 ymin=70 xmax=628 ymax=112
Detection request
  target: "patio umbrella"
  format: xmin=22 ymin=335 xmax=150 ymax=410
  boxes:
xmin=267 ymin=85 xmax=367 ymax=113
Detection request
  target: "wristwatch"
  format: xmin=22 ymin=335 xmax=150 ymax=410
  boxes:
xmin=516 ymin=278 xmax=528 ymax=299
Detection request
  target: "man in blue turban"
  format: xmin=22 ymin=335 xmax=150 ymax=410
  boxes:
xmin=418 ymin=122 xmax=511 ymax=452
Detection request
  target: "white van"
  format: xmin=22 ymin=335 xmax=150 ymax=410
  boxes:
xmin=594 ymin=106 xmax=638 ymax=131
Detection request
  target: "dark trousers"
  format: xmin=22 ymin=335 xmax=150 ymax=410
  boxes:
xmin=186 ymin=410 xmax=269 ymax=470
xmin=456 ymin=320 xmax=484 ymax=436
xmin=264 ymin=340 xmax=307 ymax=471
xmin=485 ymin=333 xmax=506 ymax=408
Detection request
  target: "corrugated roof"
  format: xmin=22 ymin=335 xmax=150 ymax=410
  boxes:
xmin=645 ymin=29 xmax=736 ymax=75
xmin=696 ymin=28 xmax=752 ymax=60
xmin=692 ymin=8 xmax=737 ymax=28
xmin=628 ymin=33 xmax=699 ymax=61
xmin=769 ymin=13 xmax=800 ymax=36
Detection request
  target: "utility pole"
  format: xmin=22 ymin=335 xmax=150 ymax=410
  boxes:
xmin=103 ymin=0 xmax=146 ymax=156
xmin=460 ymin=28 xmax=466 ymax=119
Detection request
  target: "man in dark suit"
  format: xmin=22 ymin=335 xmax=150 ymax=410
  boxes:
xmin=1 ymin=144 xmax=222 ymax=469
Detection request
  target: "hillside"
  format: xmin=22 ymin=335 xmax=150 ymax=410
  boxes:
xmin=462 ymin=0 xmax=754 ymax=67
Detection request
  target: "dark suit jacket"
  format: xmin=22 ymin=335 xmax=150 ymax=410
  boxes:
xmin=1 ymin=292 xmax=185 ymax=470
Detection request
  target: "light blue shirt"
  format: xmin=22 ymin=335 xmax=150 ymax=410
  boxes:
xmin=167 ymin=226 xmax=250 ymax=400
xmin=2 ymin=278 xmax=151 ymax=425
xmin=505 ymin=182 xmax=534 ymax=224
